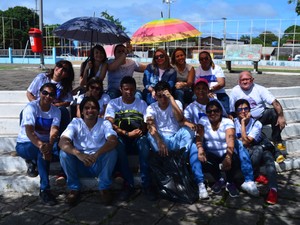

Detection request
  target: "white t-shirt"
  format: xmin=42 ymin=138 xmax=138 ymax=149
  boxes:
xmin=184 ymin=98 xmax=228 ymax=124
xmin=77 ymin=93 xmax=110 ymax=115
xmin=229 ymin=83 xmax=276 ymax=118
xmin=145 ymin=100 xmax=183 ymax=136
xmin=234 ymin=118 xmax=262 ymax=143
xmin=27 ymin=73 xmax=73 ymax=102
xmin=107 ymin=58 xmax=141 ymax=90
xmin=195 ymin=64 xmax=225 ymax=94
xmin=104 ymin=97 xmax=147 ymax=119
xmin=17 ymin=100 xmax=61 ymax=143
xmin=199 ymin=116 xmax=234 ymax=157
xmin=61 ymin=118 xmax=117 ymax=154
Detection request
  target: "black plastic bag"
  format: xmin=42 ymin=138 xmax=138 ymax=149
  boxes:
xmin=149 ymin=148 xmax=198 ymax=204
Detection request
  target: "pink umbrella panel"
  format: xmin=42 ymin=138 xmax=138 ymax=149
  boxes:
xmin=131 ymin=18 xmax=201 ymax=45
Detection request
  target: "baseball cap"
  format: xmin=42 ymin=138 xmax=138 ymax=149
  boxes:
xmin=194 ymin=78 xmax=209 ymax=88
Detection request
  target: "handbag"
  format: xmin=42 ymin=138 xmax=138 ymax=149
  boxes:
xmin=149 ymin=148 xmax=198 ymax=204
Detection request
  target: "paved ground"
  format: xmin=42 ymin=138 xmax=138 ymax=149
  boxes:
xmin=0 ymin=63 xmax=299 ymax=225
xmin=0 ymin=170 xmax=299 ymax=225
xmin=0 ymin=63 xmax=300 ymax=91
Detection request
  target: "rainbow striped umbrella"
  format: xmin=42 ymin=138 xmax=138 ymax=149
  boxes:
xmin=131 ymin=18 xmax=201 ymax=45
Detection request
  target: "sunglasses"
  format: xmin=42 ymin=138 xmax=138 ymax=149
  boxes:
xmin=90 ymin=85 xmax=101 ymax=91
xmin=199 ymin=57 xmax=209 ymax=62
xmin=154 ymin=54 xmax=165 ymax=60
xmin=56 ymin=63 xmax=69 ymax=72
xmin=237 ymin=107 xmax=250 ymax=112
xmin=206 ymin=109 xmax=220 ymax=114
xmin=41 ymin=90 xmax=56 ymax=98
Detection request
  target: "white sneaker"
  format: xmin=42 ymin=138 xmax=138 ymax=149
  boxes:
xmin=198 ymin=183 xmax=209 ymax=199
xmin=241 ymin=181 xmax=259 ymax=197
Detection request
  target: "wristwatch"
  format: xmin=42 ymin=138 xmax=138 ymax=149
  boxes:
xmin=125 ymin=131 xmax=129 ymax=136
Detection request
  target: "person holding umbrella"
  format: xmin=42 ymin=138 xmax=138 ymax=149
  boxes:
xmin=79 ymin=45 xmax=108 ymax=88
xmin=107 ymin=44 xmax=146 ymax=99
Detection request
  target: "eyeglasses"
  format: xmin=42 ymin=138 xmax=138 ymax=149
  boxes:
xmin=237 ymin=107 xmax=250 ymax=112
xmin=240 ymin=78 xmax=252 ymax=82
xmin=199 ymin=57 xmax=209 ymax=62
xmin=41 ymin=90 xmax=56 ymax=98
xmin=154 ymin=54 xmax=165 ymax=60
xmin=90 ymin=85 xmax=101 ymax=91
xmin=206 ymin=109 xmax=221 ymax=114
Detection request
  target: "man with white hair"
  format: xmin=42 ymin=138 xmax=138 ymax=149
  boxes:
xmin=229 ymin=71 xmax=286 ymax=151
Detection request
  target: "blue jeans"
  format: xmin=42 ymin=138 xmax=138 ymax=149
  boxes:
xmin=16 ymin=141 xmax=59 ymax=190
xmin=142 ymin=89 xmax=156 ymax=105
xmin=115 ymin=135 xmax=150 ymax=188
xmin=174 ymin=88 xmax=193 ymax=107
xmin=188 ymin=143 xmax=205 ymax=184
xmin=147 ymin=126 xmax=194 ymax=152
xmin=59 ymin=149 xmax=117 ymax=191
xmin=216 ymin=92 xmax=230 ymax=114
xmin=235 ymin=139 xmax=254 ymax=182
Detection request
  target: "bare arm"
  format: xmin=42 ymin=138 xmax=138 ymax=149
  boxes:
xmin=26 ymin=91 xmax=36 ymax=102
xmin=240 ymin=114 xmax=254 ymax=147
xmin=98 ymin=62 xmax=108 ymax=81
xmin=175 ymin=66 xmax=195 ymax=89
xmin=210 ymin=77 xmax=225 ymax=92
xmin=164 ymin=89 xmax=183 ymax=122
xmin=146 ymin=116 xmax=168 ymax=156
xmin=195 ymin=125 xmax=207 ymax=163
xmin=107 ymin=53 xmax=126 ymax=71
xmin=221 ymin=127 xmax=236 ymax=171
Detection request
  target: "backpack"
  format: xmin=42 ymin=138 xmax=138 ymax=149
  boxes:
xmin=114 ymin=110 xmax=144 ymax=132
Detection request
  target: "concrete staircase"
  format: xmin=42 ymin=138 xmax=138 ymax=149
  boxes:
xmin=0 ymin=87 xmax=300 ymax=196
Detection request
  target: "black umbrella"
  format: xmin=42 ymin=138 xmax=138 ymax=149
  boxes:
xmin=53 ymin=16 xmax=130 ymax=45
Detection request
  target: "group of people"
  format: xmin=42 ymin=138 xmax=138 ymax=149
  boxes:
xmin=15 ymin=44 xmax=287 ymax=207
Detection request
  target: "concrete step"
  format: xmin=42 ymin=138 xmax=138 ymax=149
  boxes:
xmin=278 ymin=97 xmax=300 ymax=109
xmin=0 ymin=152 xmax=299 ymax=196
xmin=0 ymin=118 xmax=20 ymax=135
xmin=283 ymin=108 xmax=300 ymax=123
xmin=263 ymin=122 xmax=300 ymax=140
xmin=0 ymin=135 xmax=17 ymax=152
xmin=0 ymin=91 xmax=28 ymax=103
xmin=268 ymin=86 xmax=300 ymax=98
xmin=0 ymin=103 xmax=25 ymax=118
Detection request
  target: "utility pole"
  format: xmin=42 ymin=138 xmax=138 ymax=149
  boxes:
xmin=222 ymin=17 xmax=227 ymax=56
xmin=162 ymin=0 xmax=175 ymax=54
xmin=39 ymin=0 xmax=45 ymax=69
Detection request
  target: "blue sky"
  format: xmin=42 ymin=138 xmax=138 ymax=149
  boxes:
xmin=1 ymin=0 xmax=299 ymax=38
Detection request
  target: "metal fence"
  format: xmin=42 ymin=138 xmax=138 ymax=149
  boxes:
xmin=1 ymin=18 xmax=300 ymax=59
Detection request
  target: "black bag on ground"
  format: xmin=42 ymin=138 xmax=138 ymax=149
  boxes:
xmin=114 ymin=110 xmax=144 ymax=132
xmin=149 ymin=148 xmax=198 ymax=204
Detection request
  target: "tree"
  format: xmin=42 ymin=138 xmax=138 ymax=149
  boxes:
xmin=288 ymin=0 xmax=300 ymax=15
xmin=0 ymin=6 xmax=39 ymax=49
xmin=100 ymin=10 xmax=126 ymax=32
xmin=281 ymin=25 xmax=300 ymax=44
xmin=257 ymin=31 xmax=278 ymax=47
